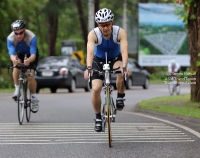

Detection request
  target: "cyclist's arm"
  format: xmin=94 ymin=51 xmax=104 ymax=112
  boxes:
xmin=168 ymin=64 xmax=172 ymax=73
xmin=28 ymin=36 xmax=37 ymax=63
xmin=118 ymin=28 xmax=128 ymax=68
xmin=86 ymin=31 xmax=96 ymax=67
xmin=7 ymin=38 xmax=17 ymax=60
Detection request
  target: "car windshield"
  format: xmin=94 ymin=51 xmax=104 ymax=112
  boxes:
xmin=38 ymin=57 xmax=69 ymax=66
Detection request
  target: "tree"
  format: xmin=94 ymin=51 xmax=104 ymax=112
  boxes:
xmin=176 ymin=0 xmax=200 ymax=102
xmin=76 ymin=0 xmax=88 ymax=49
xmin=43 ymin=0 xmax=67 ymax=56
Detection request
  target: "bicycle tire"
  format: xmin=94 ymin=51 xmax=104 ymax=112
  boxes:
xmin=168 ymin=78 xmax=175 ymax=95
xmin=18 ymin=81 xmax=25 ymax=125
xmin=25 ymin=82 xmax=31 ymax=122
xmin=106 ymin=87 xmax=112 ymax=147
xmin=176 ymin=84 xmax=181 ymax=95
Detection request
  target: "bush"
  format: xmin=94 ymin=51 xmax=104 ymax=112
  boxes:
xmin=0 ymin=80 xmax=13 ymax=88
xmin=150 ymin=72 xmax=167 ymax=80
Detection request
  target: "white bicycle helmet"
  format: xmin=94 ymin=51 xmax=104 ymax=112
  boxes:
xmin=11 ymin=20 xmax=26 ymax=31
xmin=170 ymin=59 xmax=176 ymax=66
xmin=95 ymin=8 xmax=114 ymax=23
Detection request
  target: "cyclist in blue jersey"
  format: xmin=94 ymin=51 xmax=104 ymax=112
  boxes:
xmin=84 ymin=8 xmax=130 ymax=132
xmin=7 ymin=20 xmax=39 ymax=113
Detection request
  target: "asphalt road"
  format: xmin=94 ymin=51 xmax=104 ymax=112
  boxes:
xmin=0 ymin=84 xmax=200 ymax=158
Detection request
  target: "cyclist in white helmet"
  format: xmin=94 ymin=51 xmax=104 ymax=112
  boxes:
xmin=84 ymin=8 xmax=130 ymax=132
xmin=168 ymin=59 xmax=180 ymax=85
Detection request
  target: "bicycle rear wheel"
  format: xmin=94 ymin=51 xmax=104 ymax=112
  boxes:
xmin=18 ymin=81 xmax=25 ymax=125
xmin=25 ymin=82 xmax=31 ymax=122
xmin=168 ymin=80 xmax=174 ymax=95
xmin=106 ymin=87 xmax=112 ymax=147
xmin=176 ymin=84 xmax=181 ymax=95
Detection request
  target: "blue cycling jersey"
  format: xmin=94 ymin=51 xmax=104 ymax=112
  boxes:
xmin=7 ymin=29 xmax=37 ymax=55
xmin=93 ymin=25 xmax=120 ymax=59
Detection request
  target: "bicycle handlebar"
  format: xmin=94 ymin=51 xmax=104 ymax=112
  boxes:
xmin=7 ymin=64 xmax=35 ymax=75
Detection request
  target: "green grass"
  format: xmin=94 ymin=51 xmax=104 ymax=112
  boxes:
xmin=139 ymin=94 xmax=200 ymax=118
xmin=0 ymin=88 xmax=15 ymax=93
xmin=150 ymin=79 xmax=165 ymax=84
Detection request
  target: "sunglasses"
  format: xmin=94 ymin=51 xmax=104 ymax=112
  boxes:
xmin=98 ymin=23 xmax=112 ymax=28
xmin=14 ymin=30 xmax=25 ymax=35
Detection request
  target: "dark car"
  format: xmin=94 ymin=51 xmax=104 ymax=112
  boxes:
xmin=111 ymin=58 xmax=150 ymax=89
xmin=35 ymin=56 xmax=89 ymax=93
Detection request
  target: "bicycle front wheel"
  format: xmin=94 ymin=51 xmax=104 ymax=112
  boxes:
xmin=18 ymin=81 xmax=25 ymax=125
xmin=106 ymin=87 xmax=112 ymax=147
xmin=25 ymin=82 xmax=31 ymax=122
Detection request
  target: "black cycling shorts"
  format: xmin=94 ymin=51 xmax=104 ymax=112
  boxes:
xmin=91 ymin=53 xmax=122 ymax=81
xmin=17 ymin=48 xmax=39 ymax=70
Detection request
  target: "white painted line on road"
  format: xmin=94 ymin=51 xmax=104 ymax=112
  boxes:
xmin=55 ymin=137 xmax=192 ymax=142
xmin=0 ymin=129 xmax=179 ymax=132
xmin=0 ymin=135 xmax=189 ymax=139
xmin=0 ymin=123 xmax=194 ymax=144
xmin=0 ymin=140 xmax=195 ymax=145
xmin=0 ymin=131 xmax=183 ymax=135
xmin=123 ymin=111 xmax=200 ymax=139
xmin=0 ymin=133 xmax=186 ymax=137
xmin=0 ymin=123 xmax=166 ymax=125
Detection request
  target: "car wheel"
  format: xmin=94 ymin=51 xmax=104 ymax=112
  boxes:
xmin=84 ymin=81 xmax=90 ymax=92
xmin=50 ymin=87 xmax=57 ymax=93
xmin=143 ymin=78 xmax=149 ymax=89
xmin=69 ymin=79 xmax=76 ymax=93
xmin=126 ymin=78 xmax=132 ymax=89
xmin=36 ymin=87 xmax=40 ymax=94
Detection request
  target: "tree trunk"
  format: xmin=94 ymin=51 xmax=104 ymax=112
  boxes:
xmin=139 ymin=0 xmax=148 ymax=3
xmin=188 ymin=1 xmax=200 ymax=102
xmin=94 ymin=0 xmax=99 ymax=28
xmin=77 ymin=0 xmax=88 ymax=50
xmin=48 ymin=13 xmax=58 ymax=56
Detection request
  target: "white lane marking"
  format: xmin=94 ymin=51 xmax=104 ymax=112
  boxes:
xmin=0 ymin=123 xmax=195 ymax=144
xmin=123 ymin=111 xmax=200 ymax=139
xmin=0 ymin=140 xmax=195 ymax=145
xmin=0 ymin=133 xmax=186 ymax=137
xmin=55 ymin=137 xmax=192 ymax=141
xmin=0 ymin=135 xmax=189 ymax=139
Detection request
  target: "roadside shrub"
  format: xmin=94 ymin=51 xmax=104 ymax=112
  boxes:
xmin=0 ymin=80 xmax=13 ymax=88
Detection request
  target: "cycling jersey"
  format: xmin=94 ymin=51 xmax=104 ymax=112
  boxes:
xmin=168 ymin=63 xmax=180 ymax=72
xmin=7 ymin=29 xmax=37 ymax=56
xmin=93 ymin=25 xmax=120 ymax=59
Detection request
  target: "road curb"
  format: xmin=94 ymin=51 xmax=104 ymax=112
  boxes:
xmin=134 ymin=103 xmax=200 ymax=124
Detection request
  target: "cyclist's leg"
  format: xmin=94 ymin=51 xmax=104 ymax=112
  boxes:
xmin=113 ymin=60 xmax=124 ymax=93
xmin=91 ymin=56 xmax=104 ymax=132
xmin=28 ymin=49 xmax=39 ymax=112
xmin=113 ymin=54 xmax=125 ymax=110
xmin=91 ymin=79 xmax=103 ymax=132
xmin=12 ymin=57 xmax=22 ymax=99
xmin=91 ymin=79 xmax=103 ymax=114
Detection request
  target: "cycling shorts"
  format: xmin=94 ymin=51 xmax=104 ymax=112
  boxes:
xmin=17 ymin=48 xmax=39 ymax=70
xmin=91 ymin=53 xmax=122 ymax=81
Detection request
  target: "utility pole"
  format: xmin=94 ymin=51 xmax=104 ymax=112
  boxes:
xmin=88 ymin=0 xmax=95 ymax=32
xmin=122 ymin=0 xmax=127 ymax=32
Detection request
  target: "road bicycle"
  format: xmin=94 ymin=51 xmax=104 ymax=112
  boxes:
xmin=167 ymin=74 xmax=180 ymax=95
xmin=7 ymin=64 xmax=34 ymax=125
xmin=88 ymin=52 xmax=126 ymax=147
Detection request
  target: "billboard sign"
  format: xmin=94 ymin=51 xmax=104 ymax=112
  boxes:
xmin=138 ymin=3 xmax=190 ymax=66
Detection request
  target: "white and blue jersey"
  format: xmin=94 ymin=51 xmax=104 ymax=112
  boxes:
xmin=93 ymin=25 xmax=120 ymax=59
xmin=7 ymin=29 xmax=37 ymax=56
